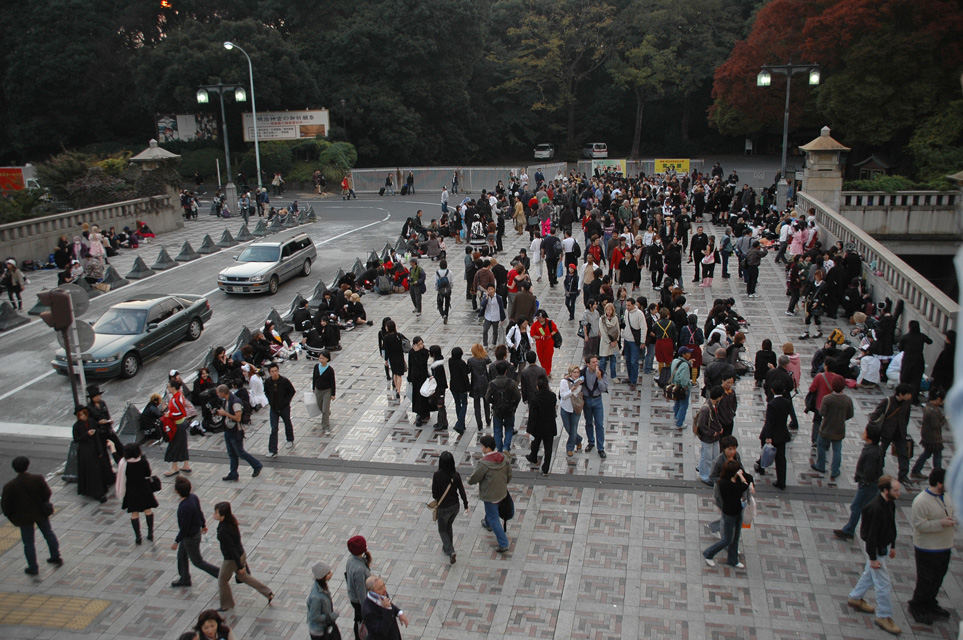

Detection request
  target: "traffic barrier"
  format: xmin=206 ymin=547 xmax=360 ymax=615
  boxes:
xmin=27 ymin=291 xmax=50 ymax=316
xmin=352 ymin=258 xmax=364 ymax=277
xmin=251 ymin=220 xmax=268 ymax=237
xmin=306 ymin=278 xmax=329 ymax=308
xmin=283 ymin=211 xmax=298 ymax=228
xmin=126 ymin=256 xmax=156 ymax=279
xmin=268 ymin=215 xmax=284 ymax=233
xmin=306 ymin=206 xmax=317 ymax=223
xmin=174 ymin=241 xmax=201 ymax=262
xmin=282 ymin=293 xmax=307 ymax=323
xmin=333 ymin=268 xmax=347 ymax=287
xmin=297 ymin=210 xmax=309 ymax=225
xmin=74 ymin=274 xmax=101 ymax=298
xmin=265 ymin=307 xmax=292 ymax=337
xmin=236 ymin=224 xmax=255 ymax=242
xmin=100 ymin=266 xmax=130 ymax=290
xmin=0 ymin=301 xmax=30 ymax=330
xmin=151 ymin=247 xmax=178 ymax=270
xmin=197 ymin=234 xmax=220 ymax=254
xmin=217 ymin=229 xmax=238 ymax=247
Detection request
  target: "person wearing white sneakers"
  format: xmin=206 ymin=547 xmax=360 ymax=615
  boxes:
xmin=703 ymin=460 xmax=753 ymax=569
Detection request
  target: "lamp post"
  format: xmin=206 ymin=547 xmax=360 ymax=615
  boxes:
xmin=196 ymin=80 xmax=247 ymax=221
xmin=224 ymin=41 xmax=262 ymax=192
xmin=757 ymin=61 xmax=820 ymax=209
xmin=340 ymin=98 xmax=347 ymax=137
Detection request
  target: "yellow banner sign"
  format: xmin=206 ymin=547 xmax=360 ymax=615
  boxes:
xmin=654 ymin=159 xmax=690 ymax=174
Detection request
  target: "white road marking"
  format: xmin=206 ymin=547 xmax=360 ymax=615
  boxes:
xmin=0 ymin=370 xmax=56 ymax=401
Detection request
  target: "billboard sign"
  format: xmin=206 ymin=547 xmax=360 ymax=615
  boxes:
xmin=0 ymin=167 xmax=26 ymax=191
xmin=654 ymin=158 xmax=690 ymax=175
xmin=242 ymin=110 xmax=330 ymax=141
xmin=156 ymin=114 xmax=219 ymax=142
xmin=592 ymin=159 xmax=627 ymax=176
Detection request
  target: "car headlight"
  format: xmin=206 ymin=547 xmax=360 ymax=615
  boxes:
xmin=55 ymin=354 xmax=67 ymax=362
xmin=92 ymin=355 xmax=119 ymax=363
xmin=249 ymin=275 xmax=263 ymax=283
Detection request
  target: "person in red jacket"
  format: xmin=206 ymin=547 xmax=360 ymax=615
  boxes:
xmin=531 ymin=310 xmax=560 ymax=377
xmin=807 ymin=357 xmax=845 ymax=449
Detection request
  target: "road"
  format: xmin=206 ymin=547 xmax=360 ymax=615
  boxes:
xmin=0 ymin=195 xmax=437 ymax=442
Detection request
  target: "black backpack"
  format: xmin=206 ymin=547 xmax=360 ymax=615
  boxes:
xmin=490 ymin=380 xmax=515 ymax=418
xmin=572 ymin=240 xmax=581 ymax=259
xmin=437 ymin=271 xmax=451 ymax=296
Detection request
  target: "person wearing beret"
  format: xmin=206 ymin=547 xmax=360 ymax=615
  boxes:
xmin=345 ymin=535 xmax=372 ymax=640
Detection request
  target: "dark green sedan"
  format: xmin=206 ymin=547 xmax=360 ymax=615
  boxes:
xmin=51 ymin=294 xmax=213 ymax=379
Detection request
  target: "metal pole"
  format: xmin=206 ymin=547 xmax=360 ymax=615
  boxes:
xmin=231 ymin=46 xmax=262 ymax=190
xmin=61 ymin=329 xmax=79 ymax=408
xmin=781 ymin=68 xmax=792 ymax=181
xmin=218 ymin=87 xmax=233 ymax=183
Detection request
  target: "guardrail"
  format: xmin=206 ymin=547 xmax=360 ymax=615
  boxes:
xmin=0 ymin=195 xmax=171 ymax=244
xmin=841 ymin=190 xmax=957 ymax=208
xmin=798 ymin=191 xmax=958 ymax=341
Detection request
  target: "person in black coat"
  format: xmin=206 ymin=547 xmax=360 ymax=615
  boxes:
xmin=381 ymin=320 xmax=407 ymax=401
xmin=86 ymin=385 xmax=122 ymax=463
xmin=291 ymin=300 xmax=312 ymax=334
xmin=757 ymin=380 xmax=798 ymax=489
xmin=72 ymin=405 xmax=117 ymax=502
xmin=427 ymin=345 xmax=449 ymax=432
xmin=116 ymin=443 xmax=158 ymax=545
xmin=898 ymin=320 xmax=933 ymax=403
xmin=431 ymin=451 xmax=469 ymax=563
xmin=1 ymin=456 xmax=62 ymax=574
xmin=525 ymin=376 xmax=559 ymax=475
xmin=407 ymin=337 xmax=431 ymax=426
xmin=214 ymin=501 xmax=273 ymax=611
xmin=448 ymin=347 xmax=470 ymax=434
xmin=930 ymin=330 xmax=956 ymax=393
xmin=264 ymin=363 xmax=297 ymax=455
xmin=361 ymin=575 xmax=409 ymax=640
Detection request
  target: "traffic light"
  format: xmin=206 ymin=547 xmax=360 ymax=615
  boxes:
xmin=38 ymin=290 xmax=73 ymax=330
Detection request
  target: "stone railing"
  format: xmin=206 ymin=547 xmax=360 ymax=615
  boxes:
xmin=838 ymin=190 xmax=960 ymax=237
xmin=841 ymin=190 xmax=957 ymax=208
xmin=0 ymin=195 xmax=179 ymax=265
xmin=799 ymin=191 xmax=958 ymax=361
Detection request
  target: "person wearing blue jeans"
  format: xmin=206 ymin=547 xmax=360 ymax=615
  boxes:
xmin=703 ymin=462 xmax=752 ymax=568
xmin=623 ymin=299 xmax=644 ymax=385
xmin=581 ymin=356 xmax=609 ymax=458
xmin=815 ymin=435 xmax=843 ymax=478
xmin=696 ymin=386 xmax=724 ymax=484
xmin=622 ymin=340 xmax=640 ymax=384
xmin=811 ymin=376 xmax=853 ymax=480
xmin=216 ymin=386 xmax=263 ymax=482
xmin=643 ymin=342 xmax=656 ymax=374
xmin=486 ymin=361 xmax=521 ymax=452
xmin=452 ymin=392 xmax=468 ymax=434
xmin=834 ymin=426 xmax=884 ymax=539
xmin=845 ymin=477 xmax=901 ymax=634
xmin=2 ymin=456 xmax=62 ymax=575
xmin=492 ymin=415 xmax=515 ymax=452
xmin=467 ymin=435 xmax=512 ymax=552
xmin=670 ymin=350 xmax=693 ymax=428
xmin=559 ymin=366 xmax=584 ymax=455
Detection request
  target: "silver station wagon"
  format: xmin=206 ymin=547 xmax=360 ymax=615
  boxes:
xmin=218 ymin=233 xmax=317 ymax=295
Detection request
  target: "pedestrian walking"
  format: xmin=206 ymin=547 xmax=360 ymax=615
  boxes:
xmin=312 ymin=350 xmax=336 ymax=433
xmin=431 ymin=451 xmax=469 ymax=564
xmin=72 ymin=404 xmax=116 ymax=503
xmin=468 ymin=344 xmax=492 ymax=430
xmin=559 ymin=365 xmax=584 ymax=457
xmin=812 ymin=376 xmax=854 ymax=480
xmin=1 ymin=456 xmax=62 ymax=575
xmin=164 ymin=380 xmax=192 ymax=476
xmin=486 ymin=360 xmax=521 ymax=452
xmin=525 ymin=376 xmax=558 ymax=475
xmin=845 ymin=476 xmax=902 ymax=635
xmin=362 ymin=575 xmax=410 ymax=639
xmin=911 ymin=388 xmax=946 ymax=477
xmin=696 ymin=386 xmax=724 ymax=485
xmin=2 ymin=259 xmax=25 ymax=309
xmin=580 ymin=298 xmax=601 ymax=359
xmin=408 ymin=258 xmax=425 ymax=315
xmin=580 ymin=355 xmax=609 ymax=458
xmin=669 ymin=348 xmax=693 ymax=428
xmin=345 ymin=535 xmax=372 ymax=640
xmin=213 ymin=501 xmax=274 ymax=612
xmin=170 ymin=476 xmax=219 ymax=588
xmin=427 ymin=345 xmax=449 ymax=431
xmin=307 ymin=561 xmax=341 ymax=640
xmin=622 ymin=298 xmax=644 ymax=388
xmin=381 ymin=320 xmax=406 ymax=402
xmin=907 ymin=468 xmax=956 ymax=625
xmin=834 ymin=424 xmax=884 ymax=540
xmin=264 ymin=363 xmax=296 ymax=455
xmin=215 ymin=385 xmax=263 ymax=482
xmin=479 ymin=284 xmax=505 ymax=348
xmin=703 ymin=460 xmax=753 ymax=569
xmin=448 ymin=347 xmax=470 ymax=434
xmin=531 ymin=310 xmax=560 ymax=377
xmin=598 ymin=303 xmax=620 ymax=379
xmin=467 ymin=434 xmax=513 ymax=552
xmin=758 ymin=380 xmax=798 ymax=489
xmin=115 ymin=443 xmax=157 ymax=545
xmin=408 ymin=337 xmax=431 ymax=426
xmin=870 ymin=384 xmax=914 ymax=484
xmin=435 ymin=259 xmax=452 ymax=324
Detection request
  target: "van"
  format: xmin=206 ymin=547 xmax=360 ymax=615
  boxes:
xmin=581 ymin=142 xmax=608 ymax=159
xmin=533 ymin=143 xmax=555 ymax=160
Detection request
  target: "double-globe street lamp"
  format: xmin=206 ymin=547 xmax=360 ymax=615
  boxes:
xmin=757 ymin=62 xmax=820 ymax=208
xmin=196 ymin=80 xmax=247 ymax=222
xmin=224 ymin=42 xmax=263 ymax=193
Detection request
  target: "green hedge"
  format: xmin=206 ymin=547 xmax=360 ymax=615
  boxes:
xmin=843 ymin=175 xmax=929 ymax=193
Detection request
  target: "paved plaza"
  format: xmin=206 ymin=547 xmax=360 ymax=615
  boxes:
xmin=0 ymin=198 xmax=960 ymax=640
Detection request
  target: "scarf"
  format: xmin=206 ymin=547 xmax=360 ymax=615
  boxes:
xmin=114 ymin=456 xmax=141 ymax=501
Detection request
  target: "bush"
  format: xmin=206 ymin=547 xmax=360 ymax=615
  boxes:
xmin=287 ymin=160 xmax=320 ymax=184
xmin=0 ymin=191 xmax=47 ymax=224
xmin=320 ymin=142 xmax=357 ymax=172
xmin=843 ymin=175 xmax=919 ymax=193
xmin=178 ymin=148 xmax=227 ymax=180
xmin=64 ymin=167 xmax=134 ymax=209
xmin=96 ymin=156 xmax=130 ymax=177
xmin=36 ymin=151 xmax=90 ymax=200
xmin=237 ymin=141 xmax=294 ymax=178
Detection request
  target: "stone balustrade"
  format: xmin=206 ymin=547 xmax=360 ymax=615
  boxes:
xmin=838 ymin=190 xmax=960 ymax=241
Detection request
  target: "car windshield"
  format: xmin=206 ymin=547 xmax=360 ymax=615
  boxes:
xmin=237 ymin=246 xmax=280 ymax=262
xmin=537 ymin=144 xmax=551 ymax=150
xmin=94 ymin=308 xmax=147 ymax=335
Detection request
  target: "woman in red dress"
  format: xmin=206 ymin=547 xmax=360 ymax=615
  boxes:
xmin=531 ymin=310 xmax=560 ymax=377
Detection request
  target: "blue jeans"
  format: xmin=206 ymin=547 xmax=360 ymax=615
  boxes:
xmin=842 ymin=484 xmax=879 ymax=536
xmin=560 ymin=408 xmax=582 ymax=452
xmin=704 ymin=512 xmax=743 ymax=565
xmin=642 ymin=344 xmax=655 ymax=373
xmin=849 ymin=548 xmax=893 ymax=619
xmin=268 ymin=405 xmax=294 ymax=453
xmin=623 ymin=341 xmax=640 ymax=383
xmin=912 ymin=444 xmax=943 ymax=475
xmin=673 ymin=393 xmax=690 ymax=427
xmin=583 ymin=395 xmax=605 ymax=451
xmin=21 ymin=518 xmax=60 ymax=571
xmin=493 ymin=415 xmax=515 ymax=452
xmin=699 ymin=441 xmax=719 ymax=483
xmin=452 ymin=392 xmax=468 ymax=432
xmin=599 ymin=354 xmax=618 ymax=379
xmin=815 ymin=435 xmax=842 ymax=478
xmin=483 ymin=500 xmax=509 ymax=549
xmin=224 ymin=428 xmax=262 ymax=479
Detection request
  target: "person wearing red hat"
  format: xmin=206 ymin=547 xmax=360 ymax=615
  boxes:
xmin=345 ymin=535 xmax=372 ymax=640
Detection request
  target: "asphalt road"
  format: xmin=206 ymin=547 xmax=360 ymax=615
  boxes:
xmin=0 ymin=195 xmax=439 ymax=440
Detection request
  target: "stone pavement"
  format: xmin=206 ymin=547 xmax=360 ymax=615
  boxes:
xmin=0 ymin=214 xmax=960 ymax=640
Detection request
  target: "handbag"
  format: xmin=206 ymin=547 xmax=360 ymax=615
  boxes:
xmin=701 ymin=253 xmax=715 ymax=265
xmin=760 ymin=443 xmax=777 ymax=468
xmin=420 ymin=377 xmax=437 ymax=397
xmin=426 ymin=479 xmax=454 ymax=522
xmin=552 ymin=331 xmax=562 ymax=349
xmin=149 ymin=475 xmax=162 ymax=492
xmin=742 ymin=495 xmax=756 ymax=529
xmin=41 ymin=502 xmax=54 ymax=517
xmin=576 ymin=323 xmax=585 ymax=339
xmin=527 ymin=215 xmax=539 ymax=227
xmin=570 ymin=386 xmax=584 ymax=415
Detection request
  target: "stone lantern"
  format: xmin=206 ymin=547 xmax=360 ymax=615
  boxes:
xmin=799 ymin=126 xmax=850 ymax=213
xmin=130 ymin=138 xmax=181 ymax=171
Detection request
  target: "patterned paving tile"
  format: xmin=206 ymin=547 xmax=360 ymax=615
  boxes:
xmin=532 ymin=509 xmax=578 ymax=535
xmin=638 ymin=617 xmax=689 ymax=640
xmin=641 ymin=517 xmax=687 ymax=543
xmin=569 ymin=611 xmax=625 ymax=640
xmin=577 ymin=575 xmax=625 ymax=605
xmin=766 ymin=588 xmax=821 ymax=622
xmin=526 ymin=537 xmax=574 ymax=566
xmin=456 ymin=566 xmax=509 ymax=596
xmin=703 ymin=583 xmax=754 ymax=616
xmin=705 ymin=622 xmax=758 ymax=640
xmin=516 ymin=571 xmax=566 ymax=600
xmin=582 ymin=542 xmax=629 ymax=571
xmin=504 ymin=605 xmax=558 ymax=639
xmin=638 ymin=579 xmax=688 ymax=611
xmin=441 ymin=600 xmax=497 ymax=634
xmin=759 ymin=554 xmax=811 ymax=584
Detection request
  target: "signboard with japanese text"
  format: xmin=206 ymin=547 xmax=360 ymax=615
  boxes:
xmin=591 ymin=159 xmax=626 ymax=176
xmin=156 ymin=114 xmax=218 ymax=142
xmin=0 ymin=167 xmax=26 ymax=191
xmin=242 ymin=109 xmax=330 ymax=141
xmin=654 ymin=158 xmax=690 ymax=175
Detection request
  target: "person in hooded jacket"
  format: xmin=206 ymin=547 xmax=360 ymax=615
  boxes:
xmin=898 ymin=320 xmax=933 ymax=404
xmin=467 ymin=434 xmax=513 ymax=552
xmin=929 ymin=330 xmax=955 ymax=394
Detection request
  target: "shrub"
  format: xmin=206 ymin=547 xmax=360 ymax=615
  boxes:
xmin=64 ymin=167 xmax=134 ymax=209
xmin=36 ymin=151 xmax=90 ymax=200
xmin=178 ymin=148 xmax=227 ymax=180
xmin=843 ymin=175 xmax=918 ymax=193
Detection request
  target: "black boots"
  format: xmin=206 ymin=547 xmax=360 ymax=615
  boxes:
xmin=146 ymin=514 xmax=154 ymax=542
xmin=131 ymin=518 xmax=142 ymax=545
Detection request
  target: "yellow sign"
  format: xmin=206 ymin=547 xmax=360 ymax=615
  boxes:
xmin=654 ymin=158 xmax=690 ymax=175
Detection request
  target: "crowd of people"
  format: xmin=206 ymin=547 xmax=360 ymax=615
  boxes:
xmin=2 ymin=162 xmax=958 ymax=639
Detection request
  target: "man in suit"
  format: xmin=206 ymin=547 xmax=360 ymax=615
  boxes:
xmin=1 ymin=457 xmax=63 ymax=575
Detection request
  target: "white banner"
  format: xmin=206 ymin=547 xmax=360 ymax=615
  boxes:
xmin=242 ymin=109 xmax=330 ymax=141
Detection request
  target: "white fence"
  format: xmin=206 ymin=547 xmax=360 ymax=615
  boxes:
xmin=349 ymin=166 xmax=523 ymax=194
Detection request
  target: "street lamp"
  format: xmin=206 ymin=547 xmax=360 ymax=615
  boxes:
xmin=224 ymin=41 xmax=262 ymax=191
xmin=340 ymin=98 xmax=347 ymax=137
xmin=197 ymin=80 xmax=247 ymax=221
xmin=757 ymin=61 xmax=820 ymax=208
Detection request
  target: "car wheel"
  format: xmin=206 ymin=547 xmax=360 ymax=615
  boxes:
xmin=301 ymin=259 xmax=312 ymax=277
xmin=268 ymin=275 xmax=279 ymax=295
xmin=187 ymin=318 xmax=203 ymax=341
xmin=120 ymin=352 xmax=140 ymax=378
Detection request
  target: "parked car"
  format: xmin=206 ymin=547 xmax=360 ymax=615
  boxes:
xmin=581 ymin=142 xmax=608 ymax=159
xmin=218 ymin=233 xmax=317 ymax=295
xmin=533 ymin=143 xmax=556 ymax=160
xmin=51 ymin=294 xmax=213 ymax=379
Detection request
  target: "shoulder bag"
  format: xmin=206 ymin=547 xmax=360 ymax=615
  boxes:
xmin=426 ymin=479 xmax=453 ymax=522
xmin=420 ymin=376 xmax=437 ymax=398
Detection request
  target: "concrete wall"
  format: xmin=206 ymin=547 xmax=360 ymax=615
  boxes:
xmin=838 ymin=190 xmax=960 ymax=238
xmin=0 ymin=194 xmax=181 ymax=265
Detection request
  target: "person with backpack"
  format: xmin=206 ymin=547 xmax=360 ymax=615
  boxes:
xmin=486 ymin=361 xmax=522 ymax=453
xmin=435 ymin=259 xmax=453 ymax=324
xmin=215 ymin=384 xmax=263 ymax=482
xmin=466 ymin=434 xmax=513 ymax=553
xmin=542 ymin=229 xmax=563 ymax=287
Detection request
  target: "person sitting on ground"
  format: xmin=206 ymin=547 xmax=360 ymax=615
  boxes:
xmin=344 ymin=293 xmax=372 ymax=327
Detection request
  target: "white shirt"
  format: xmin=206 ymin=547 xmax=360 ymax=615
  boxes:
xmin=559 ymin=376 xmax=581 ymax=413
xmin=520 ymin=172 xmax=529 ymax=183
xmin=623 ymin=308 xmax=644 ymax=342
xmin=642 ymin=231 xmax=655 ymax=246
xmin=530 ymin=237 xmax=543 ymax=262
xmin=779 ymin=223 xmax=791 ymax=242
xmin=483 ymin=295 xmax=502 ymax=322
xmin=562 ymin=237 xmax=575 ymax=252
